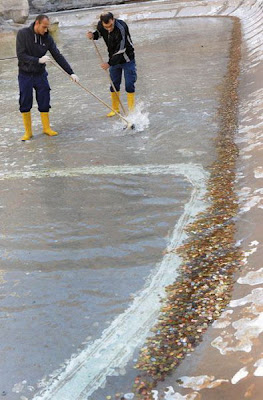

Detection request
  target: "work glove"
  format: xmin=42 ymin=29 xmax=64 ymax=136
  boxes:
xmin=70 ymin=74 xmax=80 ymax=83
xmin=39 ymin=55 xmax=51 ymax=64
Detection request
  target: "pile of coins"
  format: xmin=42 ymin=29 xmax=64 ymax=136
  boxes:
xmin=133 ymin=17 xmax=242 ymax=399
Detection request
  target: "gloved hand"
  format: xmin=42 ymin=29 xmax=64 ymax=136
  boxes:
xmin=70 ymin=74 xmax=80 ymax=83
xmin=39 ymin=55 xmax=51 ymax=64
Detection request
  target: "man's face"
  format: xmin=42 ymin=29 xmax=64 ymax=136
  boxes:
xmin=102 ymin=18 xmax=115 ymax=33
xmin=34 ymin=18 xmax=50 ymax=35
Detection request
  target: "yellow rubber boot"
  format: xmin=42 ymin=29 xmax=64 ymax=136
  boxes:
xmin=107 ymin=92 xmax=120 ymax=117
xmin=40 ymin=112 xmax=58 ymax=136
xmin=21 ymin=112 xmax=33 ymax=141
xmin=127 ymin=92 xmax=135 ymax=112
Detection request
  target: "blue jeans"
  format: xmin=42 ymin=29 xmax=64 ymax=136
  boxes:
xmin=109 ymin=60 xmax=137 ymax=93
xmin=18 ymin=71 xmax=51 ymax=113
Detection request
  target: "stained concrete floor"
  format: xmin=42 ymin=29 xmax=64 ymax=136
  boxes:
xmin=0 ymin=0 xmax=262 ymax=399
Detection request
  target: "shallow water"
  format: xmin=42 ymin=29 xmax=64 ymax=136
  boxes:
xmin=0 ymin=10 xmax=232 ymax=400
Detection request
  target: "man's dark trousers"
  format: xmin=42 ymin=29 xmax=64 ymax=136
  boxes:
xmin=109 ymin=60 xmax=137 ymax=93
xmin=18 ymin=71 xmax=51 ymax=113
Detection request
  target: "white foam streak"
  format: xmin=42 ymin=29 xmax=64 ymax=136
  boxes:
xmin=237 ymin=268 xmax=263 ymax=286
xmin=31 ymin=163 xmax=208 ymax=400
xmin=178 ymin=375 xmax=228 ymax=390
xmin=231 ymin=367 xmax=249 ymax=384
xmin=230 ymin=288 xmax=263 ymax=307
xmin=163 ymin=386 xmax=200 ymax=400
xmin=254 ymin=358 xmax=263 ymax=376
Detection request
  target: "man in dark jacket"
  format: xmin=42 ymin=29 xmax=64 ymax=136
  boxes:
xmin=87 ymin=11 xmax=136 ymax=117
xmin=16 ymin=14 xmax=79 ymax=141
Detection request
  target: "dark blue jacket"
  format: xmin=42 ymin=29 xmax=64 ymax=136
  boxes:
xmin=93 ymin=19 xmax=135 ymax=66
xmin=16 ymin=22 xmax=74 ymax=75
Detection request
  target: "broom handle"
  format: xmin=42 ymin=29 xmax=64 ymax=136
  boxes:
xmin=92 ymin=38 xmax=127 ymax=116
xmin=50 ymin=60 xmax=131 ymax=127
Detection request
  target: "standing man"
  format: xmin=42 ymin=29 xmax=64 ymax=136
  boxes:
xmin=16 ymin=14 xmax=79 ymax=141
xmin=87 ymin=11 xmax=136 ymax=116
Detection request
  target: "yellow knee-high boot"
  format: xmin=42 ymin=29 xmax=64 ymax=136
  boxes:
xmin=21 ymin=112 xmax=33 ymax=141
xmin=107 ymin=92 xmax=120 ymax=117
xmin=127 ymin=92 xmax=135 ymax=112
xmin=40 ymin=112 xmax=58 ymax=136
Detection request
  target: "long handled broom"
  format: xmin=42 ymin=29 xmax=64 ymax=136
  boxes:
xmin=50 ymin=60 xmax=134 ymax=129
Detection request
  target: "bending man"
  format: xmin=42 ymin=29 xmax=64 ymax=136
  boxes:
xmin=16 ymin=14 xmax=79 ymax=141
xmin=87 ymin=11 xmax=137 ymax=116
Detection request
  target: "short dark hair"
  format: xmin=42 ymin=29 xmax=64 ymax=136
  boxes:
xmin=100 ymin=12 xmax=114 ymax=24
xmin=35 ymin=14 xmax=49 ymax=23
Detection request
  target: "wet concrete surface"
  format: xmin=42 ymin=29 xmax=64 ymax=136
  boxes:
xmin=1 ymin=1 xmax=260 ymax=398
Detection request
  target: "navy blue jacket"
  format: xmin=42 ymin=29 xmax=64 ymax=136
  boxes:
xmin=16 ymin=22 xmax=74 ymax=75
xmin=93 ymin=19 xmax=135 ymax=66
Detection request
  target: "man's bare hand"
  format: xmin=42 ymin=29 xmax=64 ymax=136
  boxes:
xmin=86 ymin=31 xmax=94 ymax=40
xmin=101 ymin=62 xmax=110 ymax=70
